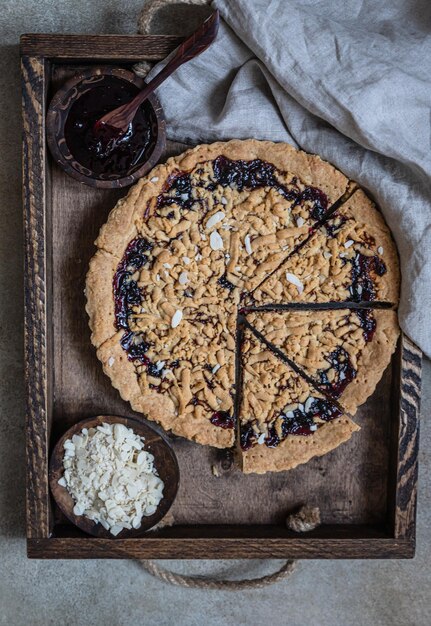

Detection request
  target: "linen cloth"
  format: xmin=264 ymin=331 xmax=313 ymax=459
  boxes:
xmin=153 ymin=0 xmax=431 ymax=357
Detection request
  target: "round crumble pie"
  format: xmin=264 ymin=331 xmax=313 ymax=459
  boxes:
xmin=86 ymin=140 xmax=399 ymax=473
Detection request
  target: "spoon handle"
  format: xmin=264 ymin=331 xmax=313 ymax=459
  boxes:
xmin=102 ymin=10 xmax=220 ymax=129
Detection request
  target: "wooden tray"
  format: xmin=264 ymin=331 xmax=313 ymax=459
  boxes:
xmin=22 ymin=34 xmax=422 ymax=559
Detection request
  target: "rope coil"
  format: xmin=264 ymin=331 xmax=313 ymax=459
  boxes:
xmin=139 ymin=506 xmax=320 ymax=589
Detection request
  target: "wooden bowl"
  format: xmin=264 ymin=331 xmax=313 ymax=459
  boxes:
xmin=46 ymin=66 xmax=166 ymax=188
xmin=49 ymin=415 xmax=179 ymax=538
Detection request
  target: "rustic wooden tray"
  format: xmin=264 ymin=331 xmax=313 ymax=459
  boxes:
xmin=22 ymin=34 xmax=422 ymax=559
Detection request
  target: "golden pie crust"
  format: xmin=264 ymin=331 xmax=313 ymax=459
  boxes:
xmin=86 ymin=140 xmax=400 ymax=472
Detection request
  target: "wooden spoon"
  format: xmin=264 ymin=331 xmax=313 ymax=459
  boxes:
xmin=94 ymin=9 xmax=220 ymax=144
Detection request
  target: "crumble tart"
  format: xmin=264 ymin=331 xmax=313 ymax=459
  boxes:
xmin=86 ymin=140 xmax=399 ymax=470
xmin=237 ymin=325 xmax=359 ymax=474
xmin=247 ymin=309 xmax=399 ymax=414
xmin=87 ymin=140 xmax=349 ymax=448
xmin=249 ymin=189 xmax=400 ymax=306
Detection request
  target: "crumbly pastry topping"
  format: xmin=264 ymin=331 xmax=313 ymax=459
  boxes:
xmin=239 ymin=329 xmax=342 ymax=450
xmin=86 ymin=140 xmax=400 ymax=472
xmin=250 ymin=189 xmax=399 ymax=306
xmin=59 ymin=422 xmax=164 ymax=535
xmin=248 ymin=309 xmax=399 ymax=415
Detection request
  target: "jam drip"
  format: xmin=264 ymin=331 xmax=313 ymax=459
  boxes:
xmin=325 ymin=214 xmax=348 ymax=237
xmin=120 ymin=330 xmax=151 ymax=363
xmin=240 ymin=397 xmax=342 ymax=450
xmin=210 ymin=411 xmax=234 ymax=429
xmin=348 ymin=252 xmax=387 ymax=302
xmin=218 ymin=274 xmax=236 ymax=292
xmin=318 ymin=347 xmax=356 ymax=397
xmin=114 ymin=237 xmax=153 ymax=331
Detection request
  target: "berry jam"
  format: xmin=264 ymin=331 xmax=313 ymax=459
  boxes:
xmin=355 ymin=309 xmax=377 ymax=342
xmin=64 ymin=77 xmax=156 ymax=178
xmin=210 ymin=411 xmax=234 ymax=429
xmin=301 ymin=187 xmax=329 ymax=221
xmin=348 ymin=252 xmax=387 ymax=302
xmin=211 ymin=156 xmax=328 ymax=217
xmin=318 ymin=347 xmax=356 ymax=397
xmin=120 ymin=330 xmax=151 ymax=362
xmin=325 ymin=214 xmax=348 ymax=237
xmin=218 ymin=274 xmax=236 ymax=292
xmin=147 ymin=155 xmax=330 ymax=225
xmin=113 ymin=237 xmax=153 ymax=330
xmin=240 ymin=397 xmax=342 ymax=450
xmin=155 ymin=172 xmax=195 ymax=213
xmin=240 ymin=423 xmax=255 ymax=450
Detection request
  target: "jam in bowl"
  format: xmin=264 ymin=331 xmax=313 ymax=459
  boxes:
xmin=46 ymin=67 xmax=166 ymax=188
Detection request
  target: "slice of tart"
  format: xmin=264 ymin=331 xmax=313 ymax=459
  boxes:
xmin=247 ymin=309 xmax=399 ymax=414
xmin=249 ymin=189 xmax=399 ymax=306
xmin=237 ymin=324 xmax=359 ymax=473
xmin=97 ymin=307 xmax=236 ymax=449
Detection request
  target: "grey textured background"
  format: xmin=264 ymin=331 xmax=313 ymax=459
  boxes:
xmin=0 ymin=1 xmax=429 ymax=624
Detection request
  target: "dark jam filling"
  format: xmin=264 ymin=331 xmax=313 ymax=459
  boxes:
xmin=318 ymin=346 xmax=356 ymax=397
xmin=210 ymin=411 xmax=234 ymax=429
xmin=212 ymin=156 xmax=328 ymax=216
xmin=151 ymin=156 xmax=329 ymax=220
xmin=355 ymin=309 xmax=377 ymax=342
xmin=155 ymin=172 xmax=195 ymax=214
xmin=348 ymin=252 xmax=387 ymax=302
xmin=64 ymin=77 xmax=155 ymax=177
xmin=120 ymin=331 xmax=151 ymax=363
xmin=218 ymin=274 xmax=236 ymax=292
xmin=240 ymin=398 xmax=342 ymax=450
xmin=113 ymin=237 xmax=153 ymax=330
xmin=325 ymin=214 xmax=348 ymax=237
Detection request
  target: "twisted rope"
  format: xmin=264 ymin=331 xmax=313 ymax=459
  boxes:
xmin=134 ymin=0 xmax=210 ymax=77
xmin=138 ymin=505 xmax=320 ymax=589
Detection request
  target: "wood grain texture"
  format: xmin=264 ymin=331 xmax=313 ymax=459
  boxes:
xmin=392 ymin=334 xmax=421 ymax=539
xmin=27 ymin=534 xmax=415 ymax=560
xmin=22 ymin=40 xmax=422 ymax=559
xmin=20 ymin=34 xmax=182 ymax=61
xmin=22 ymin=55 xmax=52 ymax=539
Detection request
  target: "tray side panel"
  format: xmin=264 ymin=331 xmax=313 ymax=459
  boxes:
xmin=20 ymin=34 xmax=182 ymax=61
xmin=22 ymin=55 xmax=52 ymax=539
xmin=392 ymin=334 xmax=421 ymax=539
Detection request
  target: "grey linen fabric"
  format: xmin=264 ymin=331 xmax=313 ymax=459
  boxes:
xmin=153 ymin=0 xmax=431 ymax=357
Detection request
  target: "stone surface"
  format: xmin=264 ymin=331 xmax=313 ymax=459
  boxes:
xmin=0 ymin=1 xmax=430 ymax=624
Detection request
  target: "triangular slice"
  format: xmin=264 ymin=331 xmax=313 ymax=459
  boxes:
xmin=247 ymin=309 xmax=399 ymax=414
xmin=237 ymin=325 xmax=359 ymax=474
xmin=248 ymin=189 xmax=399 ymax=306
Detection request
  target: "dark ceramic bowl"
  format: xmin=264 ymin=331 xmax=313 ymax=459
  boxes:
xmin=46 ymin=67 xmax=166 ymax=188
xmin=49 ymin=415 xmax=179 ymax=538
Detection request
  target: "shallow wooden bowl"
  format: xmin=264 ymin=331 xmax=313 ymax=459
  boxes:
xmin=49 ymin=415 xmax=179 ymax=538
xmin=46 ymin=66 xmax=166 ymax=188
